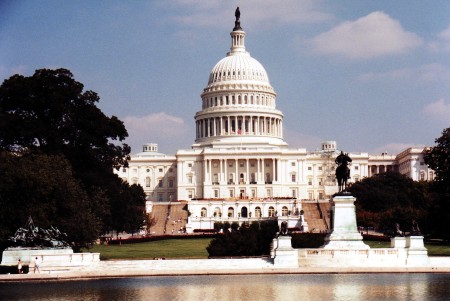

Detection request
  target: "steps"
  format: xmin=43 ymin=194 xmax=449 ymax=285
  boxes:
xmin=301 ymin=201 xmax=330 ymax=233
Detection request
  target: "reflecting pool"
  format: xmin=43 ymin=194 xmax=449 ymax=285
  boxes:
xmin=1 ymin=273 xmax=450 ymax=301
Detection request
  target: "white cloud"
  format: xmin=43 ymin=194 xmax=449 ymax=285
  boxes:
xmin=283 ymin=127 xmax=323 ymax=150
xmin=370 ymin=143 xmax=424 ymax=155
xmin=0 ymin=65 xmax=27 ymax=81
xmin=423 ymin=98 xmax=450 ymax=123
xmin=308 ymin=11 xmax=423 ymax=59
xmin=358 ymin=63 xmax=450 ymax=82
xmin=123 ymin=112 xmax=192 ymax=154
xmin=429 ymin=25 xmax=450 ymax=52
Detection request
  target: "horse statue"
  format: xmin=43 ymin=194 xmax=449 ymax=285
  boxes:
xmin=335 ymin=151 xmax=352 ymax=192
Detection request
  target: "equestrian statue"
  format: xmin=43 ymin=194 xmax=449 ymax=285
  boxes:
xmin=335 ymin=151 xmax=352 ymax=192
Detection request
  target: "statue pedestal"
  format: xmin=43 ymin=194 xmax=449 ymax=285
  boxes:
xmin=406 ymin=236 xmax=429 ymax=266
xmin=391 ymin=237 xmax=407 ymax=248
xmin=321 ymin=194 xmax=369 ymax=249
xmin=273 ymin=236 xmax=298 ymax=267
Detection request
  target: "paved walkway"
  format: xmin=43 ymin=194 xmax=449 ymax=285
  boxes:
xmin=1 ymin=257 xmax=450 ymax=282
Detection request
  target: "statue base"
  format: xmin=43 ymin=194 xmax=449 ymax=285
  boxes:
xmin=1 ymin=248 xmax=100 ymax=268
xmin=273 ymin=236 xmax=298 ymax=267
xmin=321 ymin=194 xmax=369 ymax=249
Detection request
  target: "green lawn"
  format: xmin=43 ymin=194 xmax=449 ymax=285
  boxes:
xmin=83 ymin=238 xmax=212 ymax=260
xmin=365 ymin=240 xmax=450 ymax=256
xmin=82 ymin=238 xmax=450 ymax=260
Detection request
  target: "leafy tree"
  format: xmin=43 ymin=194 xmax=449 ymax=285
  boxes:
xmin=0 ymin=68 xmax=145 ymax=249
xmin=348 ymin=172 xmax=432 ymax=234
xmin=424 ymin=127 xmax=450 ymax=239
xmin=0 ymin=153 xmax=104 ymax=251
xmin=206 ymin=220 xmax=278 ymax=257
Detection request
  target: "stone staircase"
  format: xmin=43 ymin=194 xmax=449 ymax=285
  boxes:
xmin=148 ymin=202 xmax=189 ymax=235
xmin=301 ymin=201 xmax=330 ymax=233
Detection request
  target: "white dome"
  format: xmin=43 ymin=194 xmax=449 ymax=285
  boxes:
xmin=207 ymin=55 xmax=270 ymax=85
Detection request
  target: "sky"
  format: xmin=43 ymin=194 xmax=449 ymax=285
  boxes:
xmin=1 ymin=1 xmax=450 ymax=155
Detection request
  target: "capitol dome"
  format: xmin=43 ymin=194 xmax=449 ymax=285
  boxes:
xmin=193 ymin=9 xmax=286 ymax=149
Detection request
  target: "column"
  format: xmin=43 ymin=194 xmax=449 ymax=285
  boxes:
xmin=246 ymin=158 xmax=249 ymax=184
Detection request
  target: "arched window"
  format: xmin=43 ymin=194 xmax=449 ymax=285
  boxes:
xmin=214 ymin=207 xmax=221 ymax=218
xmin=228 ymin=207 xmax=235 ymax=218
xmin=282 ymin=206 xmax=288 ymax=216
xmin=241 ymin=207 xmax=248 ymax=218
xmin=201 ymin=207 xmax=207 ymax=218
xmin=255 ymin=207 xmax=262 ymax=218
xmin=268 ymin=206 xmax=275 ymax=217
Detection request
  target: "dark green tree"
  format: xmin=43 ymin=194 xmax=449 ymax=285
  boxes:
xmin=0 ymin=68 xmax=145 ymax=249
xmin=348 ymin=172 xmax=432 ymax=234
xmin=424 ymin=127 xmax=450 ymax=239
xmin=206 ymin=220 xmax=278 ymax=257
xmin=0 ymin=153 xmax=105 ymax=251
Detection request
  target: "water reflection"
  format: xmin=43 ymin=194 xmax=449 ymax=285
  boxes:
xmin=1 ymin=274 xmax=449 ymax=301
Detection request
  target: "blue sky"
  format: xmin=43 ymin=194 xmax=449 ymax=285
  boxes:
xmin=1 ymin=1 xmax=450 ymax=155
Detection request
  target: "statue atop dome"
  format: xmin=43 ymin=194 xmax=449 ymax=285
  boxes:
xmin=233 ymin=7 xmax=242 ymax=31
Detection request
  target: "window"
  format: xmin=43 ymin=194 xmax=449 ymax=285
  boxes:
xmin=188 ymin=163 xmax=193 ymax=168
xmin=146 ymin=169 xmax=150 ymax=172
xmin=251 ymin=189 xmax=256 ymax=197
xmin=268 ymin=206 xmax=275 ymax=217
xmin=291 ymin=162 xmax=295 ymax=167
xmin=308 ymin=166 xmax=312 ymax=171
xmin=291 ymin=173 xmax=296 ymax=182
xmin=318 ymin=178 xmax=323 ymax=185
xmin=240 ymin=162 xmax=244 ymax=167
xmin=355 ymin=166 xmax=359 ymax=170
xmin=188 ymin=190 xmax=193 ymax=198
xmin=282 ymin=206 xmax=288 ymax=216
xmin=228 ymin=207 xmax=234 ymax=217
xmin=169 ymin=168 xmax=173 ymax=172
xmin=158 ymin=179 xmax=163 ymax=187
xmin=266 ymin=188 xmax=272 ymax=197
xmin=158 ymin=193 xmax=163 ymax=202
xmin=214 ymin=190 xmax=219 ymax=198
xmin=188 ymin=175 xmax=193 ymax=184
xmin=145 ymin=177 xmax=151 ymax=187
xmin=122 ymin=168 xmax=127 ymax=172
xmin=318 ymin=166 xmax=322 ymax=171
xmin=229 ymin=189 xmax=234 ymax=197
xmin=292 ymin=189 xmax=296 ymax=198
xmin=201 ymin=207 xmax=207 ymax=217
xmin=308 ymin=178 xmax=312 ymax=185
xmin=255 ymin=207 xmax=262 ymax=218
xmin=169 ymin=179 xmax=174 ymax=188
xmin=159 ymin=168 xmax=163 ymax=172
xmin=319 ymin=192 xmax=324 ymax=200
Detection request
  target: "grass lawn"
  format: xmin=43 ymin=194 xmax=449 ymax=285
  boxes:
xmin=82 ymin=238 xmax=450 ymax=260
xmin=364 ymin=240 xmax=450 ymax=256
xmin=83 ymin=238 xmax=213 ymax=260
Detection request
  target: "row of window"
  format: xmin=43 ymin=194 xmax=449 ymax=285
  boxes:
xmin=202 ymin=94 xmax=274 ymax=109
xmin=199 ymin=206 xmax=292 ymax=218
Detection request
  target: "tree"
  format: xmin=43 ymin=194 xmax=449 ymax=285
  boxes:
xmin=348 ymin=172 xmax=432 ymax=234
xmin=424 ymin=127 xmax=450 ymax=239
xmin=206 ymin=220 xmax=278 ymax=257
xmin=0 ymin=68 xmax=130 ymax=184
xmin=0 ymin=68 xmax=145 ymax=249
xmin=0 ymin=152 xmax=104 ymax=251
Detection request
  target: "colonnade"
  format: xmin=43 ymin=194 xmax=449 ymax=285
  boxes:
xmin=368 ymin=164 xmax=397 ymax=176
xmin=202 ymin=93 xmax=274 ymax=109
xmin=196 ymin=115 xmax=282 ymax=139
xmin=202 ymin=158 xmax=279 ymax=185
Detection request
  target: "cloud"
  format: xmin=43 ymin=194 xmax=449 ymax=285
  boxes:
xmin=429 ymin=25 xmax=450 ymax=52
xmin=123 ymin=112 xmax=193 ymax=154
xmin=170 ymin=0 xmax=331 ymax=30
xmin=0 ymin=65 xmax=27 ymax=81
xmin=358 ymin=63 xmax=450 ymax=82
xmin=370 ymin=143 xmax=424 ymax=155
xmin=423 ymin=98 xmax=450 ymax=123
xmin=308 ymin=11 xmax=423 ymax=59
xmin=283 ymin=127 xmax=323 ymax=150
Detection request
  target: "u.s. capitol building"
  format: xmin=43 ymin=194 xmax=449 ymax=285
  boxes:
xmin=115 ymin=11 xmax=433 ymax=233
